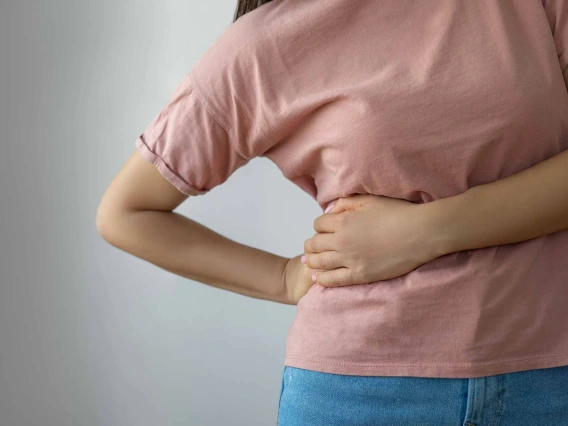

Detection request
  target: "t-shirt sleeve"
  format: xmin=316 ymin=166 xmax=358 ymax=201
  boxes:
xmin=135 ymin=72 xmax=246 ymax=196
xmin=135 ymin=16 xmax=279 ymax=196
xmin=543 ymin=0 xmax=568 ymax=71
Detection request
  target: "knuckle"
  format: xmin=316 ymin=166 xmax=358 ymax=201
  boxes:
xmin=343 ymin=211 xmax=354 ymax=224
xmin=319 ymin=278 xmax=329 ymax=287
xmin=335 ymin=214 xmax=347 ymax=227
xmin=307 ymin=255 xmax=315 ymax=269
xmin=334 ymin=231 xmax=347 ymax=248
xmin=352 ymin=263 xmax=364 ymax=279
xmin=327 ymin=275 xmax=337 ymax=287
xmin=353 ymin=265 xmax=368 ymax=283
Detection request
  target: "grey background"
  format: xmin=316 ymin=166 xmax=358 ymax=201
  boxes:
xmin=0 ymin=1 xmax=320 ymax=425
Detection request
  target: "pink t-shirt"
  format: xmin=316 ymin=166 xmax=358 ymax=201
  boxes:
xmin=135 ymin=0 xmax=568 ymax=378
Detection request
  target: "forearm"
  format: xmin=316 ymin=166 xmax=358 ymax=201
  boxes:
xmin=98 ymin=209 xmax=291 ymax=304
xmin=426 ymin=148 xmax=568 ymax=255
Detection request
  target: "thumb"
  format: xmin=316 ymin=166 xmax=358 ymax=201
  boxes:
xmin=324 ymin=197 xmax=352 ymax=214
xmin=325 ymin=194 xmax=371 ymax=214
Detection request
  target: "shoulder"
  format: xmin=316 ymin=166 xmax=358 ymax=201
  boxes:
xmin=188 ymin=1 xmax=295 ymax=131
xmin=190 ymin=2 xmax=287 ymax=83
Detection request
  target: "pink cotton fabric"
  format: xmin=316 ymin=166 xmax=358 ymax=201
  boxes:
xmin=135 ymin=0 xmax=568 ymax=378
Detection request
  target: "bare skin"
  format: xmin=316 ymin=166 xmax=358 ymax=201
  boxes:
xmin=97 ymin=67 xmax=568 ymax=305
xmin=303 ymin=67 xmax=568 ymax=287
xmin=96 ymin=149 xmax=321 ymax=306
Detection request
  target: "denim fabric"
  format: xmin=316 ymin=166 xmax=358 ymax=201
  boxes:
xmin=276 ymin=364 xmax=568 ymax=425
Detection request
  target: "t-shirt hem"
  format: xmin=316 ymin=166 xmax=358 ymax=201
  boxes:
xmin=135 ymin=136 xmax=208 ymax=197
xmin=284 ymin=352 xmax=568 ymax=379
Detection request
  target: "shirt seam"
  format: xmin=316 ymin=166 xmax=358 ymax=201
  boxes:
xmin=136 ymin=135 xmax=207 ymax=195
xmin=189 ymin=69 xmax=274 ymax=160
xmin=284 ymin=351 xmax=568 ymax=368
xmin=189 ymin=70 xmax=250 ymax=162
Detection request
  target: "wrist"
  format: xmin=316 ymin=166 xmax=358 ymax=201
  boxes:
xmin=419 ymin=191 xmax=471 ymax=257
xmin=281 ymin=256 xmax=299 ymax=306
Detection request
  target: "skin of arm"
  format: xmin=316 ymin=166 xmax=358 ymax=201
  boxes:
xmin=427 ymin=144 xmax=568 ymax=256
xmin=305 ymin=137 xmax=568 ymax=288
xmin=304 ymin=67 xmax=568 ymax=287
xmin=428 ymin=67 xmax=568 ymax=255
xmin=96 ymin=149 xmax=301 ymax=306
xmin=99 ymin=68 xmax=568 ymax=300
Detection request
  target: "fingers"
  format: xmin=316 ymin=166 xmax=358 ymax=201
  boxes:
xmin=325 ymin=194 xmax=372 ymax=215
xmin=312 ymin=212 xmax=339 ymax=233
xmin=304 ymin=232 xmax=335 ymax=253
xmin=303 ymin=250 xmax=343 ymax=270
xmin=312 ymin=267 xmax=354 ymax=288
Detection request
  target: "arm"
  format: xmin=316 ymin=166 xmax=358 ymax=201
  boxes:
xmin=96 ymin=149 xmax=293 ymax=305
xmin=427 ymin=144 xmax=568 ymax=257
xmin=426 ymin=68 xmax=568 ymax=256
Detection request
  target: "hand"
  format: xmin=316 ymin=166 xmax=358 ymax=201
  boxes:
xmin=283 ymin=254 xmax=323 ymax=305
xmin=303 ymin=194 xmax=444 ymax=287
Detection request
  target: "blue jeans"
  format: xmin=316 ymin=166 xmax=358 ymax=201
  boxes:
xmin=276 ymin=364 xmax=568 ymax=425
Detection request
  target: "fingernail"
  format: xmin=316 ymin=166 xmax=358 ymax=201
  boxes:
xmin=301 ymin=255 xmax=306 ymax=264
xmin=324 ymin=202 xmax=335 ymax=214
xmin=312 ymin=274 xmax=317 ymax=282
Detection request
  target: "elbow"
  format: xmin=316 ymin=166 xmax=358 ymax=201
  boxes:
xmin=95 ymin=204 xmax=114 ymax=244
xmin=96 ymin=200 xmax=123 ymax=246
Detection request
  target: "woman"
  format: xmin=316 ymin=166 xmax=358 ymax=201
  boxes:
xmin=97 ymin=0 xmax=568 ymax=424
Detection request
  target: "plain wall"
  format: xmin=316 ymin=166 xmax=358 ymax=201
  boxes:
xmin=0 ymin=1 xmax=320 ymax=425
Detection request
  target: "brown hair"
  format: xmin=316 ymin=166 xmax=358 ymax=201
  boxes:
xmin=234 ymin=0 xmax=274 ymax=22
